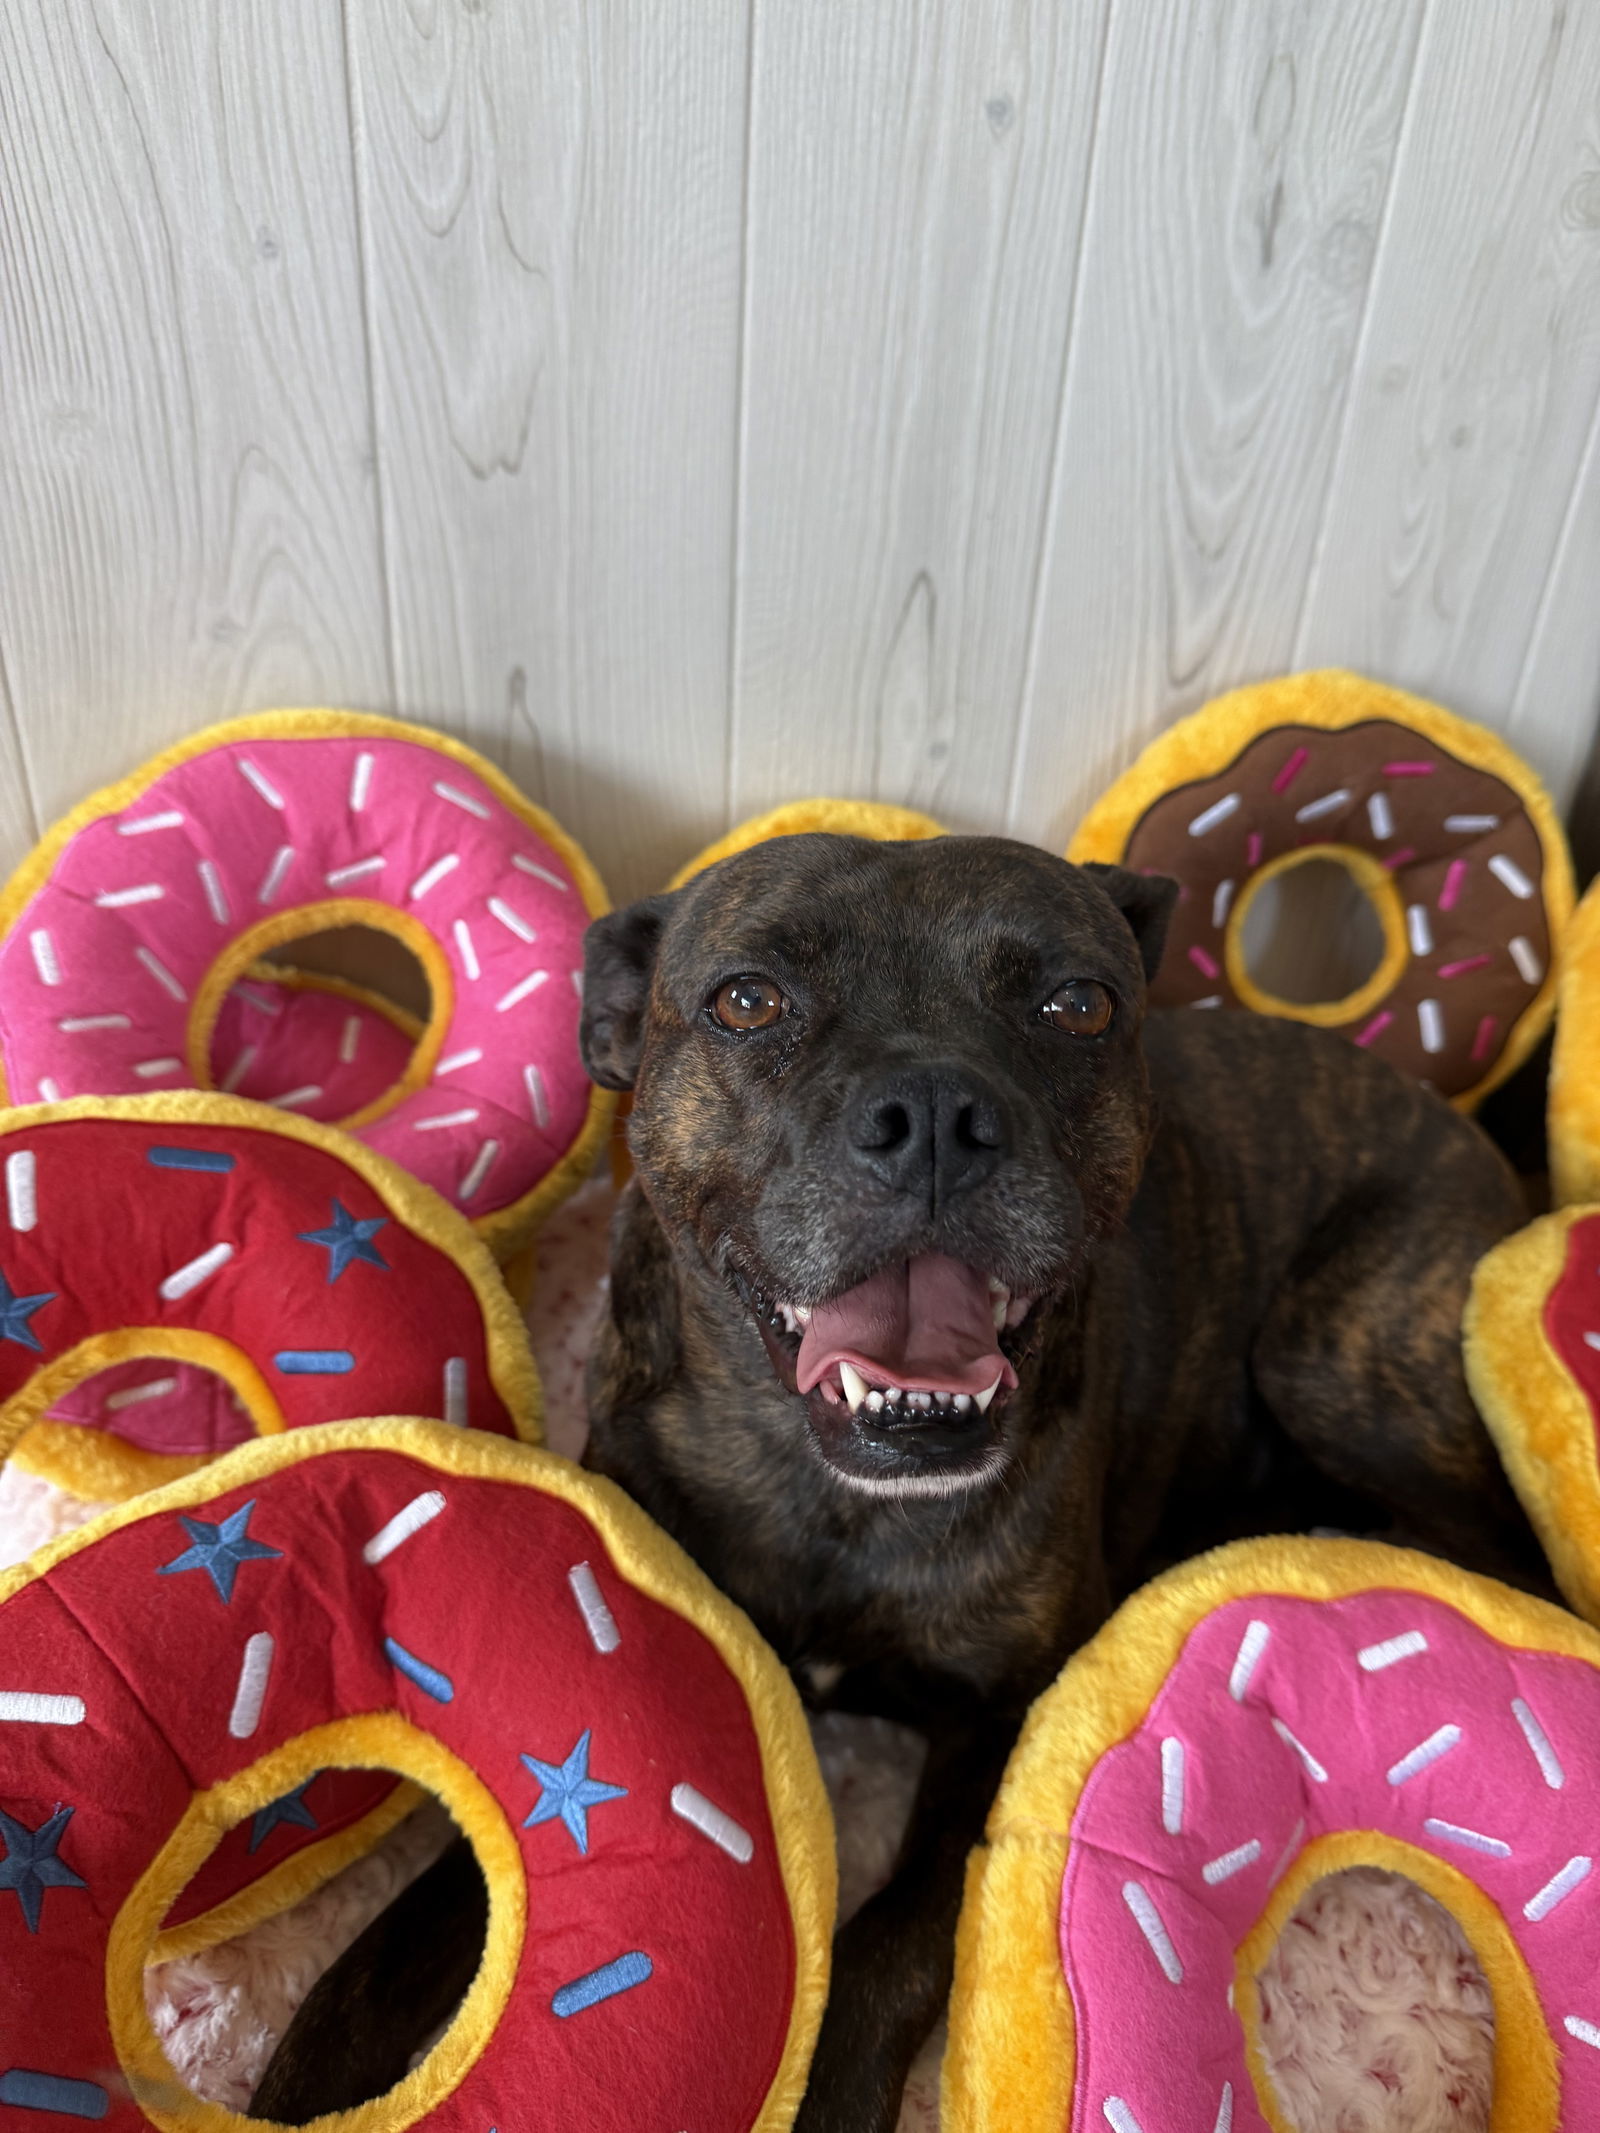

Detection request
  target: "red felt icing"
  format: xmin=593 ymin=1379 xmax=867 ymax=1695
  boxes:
xmin=1544 ymin=1211 xmax=1600 ymax=1434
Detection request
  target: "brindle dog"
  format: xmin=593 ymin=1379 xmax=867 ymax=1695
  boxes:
xmin=253 ymin=833 xmax=1546 ymax=2131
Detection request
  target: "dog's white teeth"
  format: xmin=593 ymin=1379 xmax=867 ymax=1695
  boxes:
xmin=908 ymin=1390 xmax=933 ymax=1411
xmin=974 ymin=1371 xmax=1004 ymax=1415
xmin=987 ymin=1277 xmax=1011 ymax=1330
xmin=953 ymin=1393 xmax=972 ymax=1414
xmin=794 ymin=1303 xmax=812 ymax=1324
xmin=865 ymin=1390 xmax=884 ymax=1413
xmin=838 ymin=1360 xmax=869 ymax=1415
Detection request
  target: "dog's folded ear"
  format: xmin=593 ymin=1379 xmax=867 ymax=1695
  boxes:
xmin=580 ymin=893 xmax=676 ymax=1090
xmin=1078 ymin=862 xmax=1179 ymax=983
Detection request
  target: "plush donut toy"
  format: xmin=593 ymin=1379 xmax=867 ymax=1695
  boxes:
xmin=0 ymin=1418 xmax=833 ymax=2132
xmin=209 ymin=963 xmax=420 ymax=1123
xmin=1068 ymin=671 xmax=1574 ymax=1108
xmin=0 ymin=1093 xmax=539 ymax=1505
xmin=0 ymin=711 xmax=613 ymax=1260
xmin=1549 ymin=876 xmax=1600 ymax=1208
xmin=1465 ymin=1208 xmax=1600 ymax=1630
xmin=945 ymin=1535 xmax=1600 ymax=2133
xmin=666 ymin=796 xmax=946 ymax=890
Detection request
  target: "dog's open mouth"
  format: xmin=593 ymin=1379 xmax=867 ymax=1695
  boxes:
xmin=746 ymin=1254 xmax=1036 ymax=1494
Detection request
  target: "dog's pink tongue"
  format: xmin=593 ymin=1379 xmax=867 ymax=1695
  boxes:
xmin=795 ymin=1253 xmax=1016 ymax=1396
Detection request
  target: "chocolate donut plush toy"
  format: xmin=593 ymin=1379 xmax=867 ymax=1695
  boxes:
xmin=1069 ymin=671 xmax=1573 ymax=1108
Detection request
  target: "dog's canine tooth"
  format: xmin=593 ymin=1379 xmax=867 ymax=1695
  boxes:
xmin=839 ymin=1360 xmax=869 ymax=1415
xmin=974 ymin=1371 xmax=1004 ymax=1415
xmin=794 ymin=1303 xmax=812 ymax=1324
xmin=988 ymin=1277 xmax=1011 ymax=1332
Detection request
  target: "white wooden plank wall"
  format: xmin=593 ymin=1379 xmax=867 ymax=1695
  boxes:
xmin=2 ymin=2 xmax=1599 ymax=907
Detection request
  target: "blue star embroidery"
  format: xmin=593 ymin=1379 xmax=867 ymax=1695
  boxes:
xmin=0 ymin=1805 xmax=86 ymax=1933
xmin=249 ymin=1778 xmax=320 ymax=1855
xmin=299 ymin=1199 xmax=389 ymax=1283
xmin=520 ymin=1730 xmax=627 ymax=1855
xmin=157 ymin=1499 xmax=282 ymax=1603
xmin=0 ymin=1271 xmax=55 ymax=1352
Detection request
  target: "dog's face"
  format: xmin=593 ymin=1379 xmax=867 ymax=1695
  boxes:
xmin=581 ymin=834 xmax=1174 ymax=1498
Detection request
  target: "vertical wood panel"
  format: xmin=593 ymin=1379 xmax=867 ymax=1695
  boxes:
xmin=730 ymin=1 xmax=1110 ymax=832
xmin=1511 ymin=378 xmax=1600 ymax=816
xmin=1295 ymin=3 xmax=1600 ymax=808
xmin=347 ymin=0 xmax=748 ymax=902
xmin=1008 ymin=0 xmax=1425 ymax=853
xmin=0 ymin=1 xmax=388 ymax=854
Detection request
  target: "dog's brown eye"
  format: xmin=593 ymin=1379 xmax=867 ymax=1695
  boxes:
xmin=712 ymin=976 xmax=786 ymax=1031
xmin=1042 ymin=981 xmax=1113 ymax=1036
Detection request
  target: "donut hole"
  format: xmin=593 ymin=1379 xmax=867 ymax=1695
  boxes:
xmin=1234 ymin=853 xmax=1390 ymax=1011
xmin=1253 ymin=1866 xmax=1493 ymax=2132
xmin=265 ymin=924 xmax=433 ymax=1025
xmin=39 ymin=1357 xmax=253 ymax=1471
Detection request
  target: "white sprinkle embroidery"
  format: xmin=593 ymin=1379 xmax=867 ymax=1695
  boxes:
xmin=513 ymin=853 xmax=569 ymax=891
xmin=1586 ymin=1332 xmax=1600 ymax=1354
xmin=1424 ymin=1817 xmax=1510 ymax=1858
xmin=437 ymin=1048 xmax=484 ymax=1076
xmin=1488 ymin=853 xmax=1535 ymax=899
xmin=228 ymin=1632 xmax=275 ymax=1739
xmin=413 ymin=1108 xmax=480 ymax=1132
xmin=433 ymin=779 xmax=491 ymax=820
xmin=350 ymin=751 xmax=375 ymax=812
xmin=1525 ymin=1856 xmax=1591 ymax=1921
xmin=1102 ymin=2103 xmax=1145 ymax=2133
xmin=1417 ymin=998 xmax=1445 ymax=1055
xmin=1386 ymin=1723 xmax=1461 ymax=1786
xmin=1509 ymin=935 xmax=1543 ymax=984
xmin=237 ymin=757 xmax=285 ymax=809
xmin=95 ymin=883 xmax=164 ymax=909
xmin=118 ymin=810 xmax=184 ymax=836
xmin=569 ymin=1561 xmax=621 ymax=1653
xmin=487 ymin=895 xmax=537 ymax=943
xmin=1202 ymin=1839 xmax=1262 ymax=1885
xmin=1444 ymin=814 xmax=1499 ymax=834
xmin=1212 ymin=880 xmax=1234 ymax=930
xmin=1213 ymin=2085 xmax=1234 ymax=2133
xmin=363 ymin=1489 xmax=447 ymax=1566
xmin=220 ymin=1046 xmax=257 ymax=1093
xmin=268 ymin=1085 xmax=323 ymax=1111
xmin=459 ymin=1139 xmax=499 ymax=1200
xmin=1511 ymin=1697 xmax=1565 ymax=1789
xmin=453 ymin=918 xmax=481 ymax=980
xmin=1367 ymin=792 xmax=1394 ymax=841
xmin=197 ymin=860 xmax=231 ymax=924
xmin=671 ymin=1783 xmax=755 ymax=1864
xmin=133 ymin=1057 xmax=184 ymax=1079
xmin=1160 ymin=1738 xmax=1184 ymax=1834
xmin=524 ymin=1063 xmax=550 ymax=1129
xmin=104 ymin=1376 xmax=178 ymax=1412
xmin=258 ymin=844 xmax=295 ymax=904
xmin=409 ymin=853 xmax=461 ymax=902
xmin=1271 ymin=1717 xmax=1328 ymax=1782
xmin=1565 ymin=2014 xmax=1600 ymax=2048
xmin=570 ymin=969 xmax=584 ymax=999
xmin=60 ymin=1015 xmax=130 ymax=1033
xmin=6 ymin=1152 xmax=36 ymax=1234
xmin=1229 ymin=1620 xmax=1270 ymax=1701
xmin=325 ymin=856 xmax=386 ymax=888
xmin=234 ymin=984 xmax=282 ymax=1016
xmin=340 ymin=1015 xmax=362 ymax=1066
xmin=30 ymin=929 xmax=61 ymax=987
xmin=1120 ymin=1880 xmax=1183 ymax=1983
xmin=1358 ymin=1631 xmax=1429 ymax=1672
xmin=1190 ymin=994 xmax=1224 ymax=1009
xmin=37 ymin=1079 xmax=60 ymax=1103
xmin=0 ymin=1692 xmax=85 ymax=1725
xmin=1187 ymin=794 xmax=1240 ymax=838
xmin=1268 ymin=1817 xmax=1307 ymax=1888
xmin=159 ymin=1241 xmax=235 ymax=1302
xmin=1406 ymin=905 xmax=1433 ymax=958
xmin=496 ymin=969 xmax=549 ymax=1013
xmin=442 ymin=1356 xmax=468 ymax=1427
xmin=136 ymin=946 xmax=187 ymax=1001
xmin=1295 ymin=788 xmax=1351 ymax=823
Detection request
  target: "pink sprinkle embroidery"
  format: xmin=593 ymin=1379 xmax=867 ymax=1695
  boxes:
xmin=1382 ymin=846 xmax=1418 ymax=871
xmin=1471 ymin=1015 xmax=1499 ymax=1064
xmin=1383 ymin=761 xmax=1435 ymax=777
xmin=1246 ymin=831 xmax=1264 ymax=868
xmin=1187 ymin=945 xmax=1222 ymax=981
xmin=1272 ymin=747 xmax=1309 ymax=795
xmin=1438 ymin=954 xmax=1492 ymax=981
xmin=1439 ymin=858 xmax=1469 ymax=911
xmin=1354 ymin=1011 xmax=1394 ymax=1048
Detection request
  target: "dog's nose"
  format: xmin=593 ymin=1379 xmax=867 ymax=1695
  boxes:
xmin=846 ymin=1067 xmax=1008 ymax=1207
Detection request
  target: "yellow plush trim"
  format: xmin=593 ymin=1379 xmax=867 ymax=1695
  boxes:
xmin=1235 ymin=1829 xmax=1555 ymax=2132
xmin=7 ymin=1423 xmax=208 ymax=1501
xmin=943 ymin=1532 xmax=1599 ymax=2133
xmin=3 ymin=1417 xmax=833 ymax=2133
xmin=0 ymin=1095 xmax=543 ymax=1481
xmin=148 ymin=1778 xmax=427 ymax=1966
xmin=1464 ymin=1207 xmax=1600 ymax=1625
xmin=668 ymin=798 xmax=946 ymax=890
xmin=1066 ymin=670 xmax=1576 ymax=1111
xmin=1550 ymin=876 xmax=1600 ymax=1207
xmin=1224 ymin=841 xmax=1408 ymax=1029
xmin=0 ymin=707 xmax=615 ymax=1259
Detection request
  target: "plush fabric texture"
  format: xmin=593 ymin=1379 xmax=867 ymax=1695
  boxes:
xmin=0 ymin=1095 xmax=540 ymax=1503
xmin=0 ymin=709 xmax=615 ymax=1260
xmin=1464 ymin=1209 xmax=1600 ymax=1628
xmin=667 ymin=798 xmax=946 ymax=890
xmin=944 ymin=1535 xmax=1600 ymax=2133
xmin=1067 ymin=670 xmax=1573 ymax=1109
xmin=0 ymin=1418 xmax=834 ymax=2133
xmin=208 ymin=963 xmax=420 ymax=1122
xmin=1549 ymin=876 xmax=1600 ymax=1208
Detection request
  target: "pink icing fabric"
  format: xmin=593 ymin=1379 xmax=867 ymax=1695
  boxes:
xmin=1061 ymin=1589 xmax=1600 ymax=2129
xmin=0 ymin=734 xmax=593 ymax=1220
xmin=44 ymin=1362 xmax=253 ymax=1457
xmin=209 ymin=975 xmax=414 ymax=1123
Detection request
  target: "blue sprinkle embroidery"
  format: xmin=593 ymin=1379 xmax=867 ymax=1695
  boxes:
xmin=299 ymin=1198 xmax=389 ymax=1282
xmin=384 ymin=1637 xmax=454 ymax=1703
xmin=520 ymin=1730 xmax=627 ymax=1854
xmin=0 ymin=1807 xmax=87 ymax=1934
xmin=551 ymin=1950 xmax=652 ymax=2018
xmin=0 ymin=2070 xmax=110 ymax=2118
xmin=0 ymin=1272 xmax=55 ymax=1352
xmin=249 ymin=1778 xmax=321 ymax=1855
xmin=272 ymin=1349 xmax=356 ymax=1375
xmin=157 ymin=1501 xmax=282 ymax=1604
xmin=147 ymin=1147 xmax=236 ymax=1174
